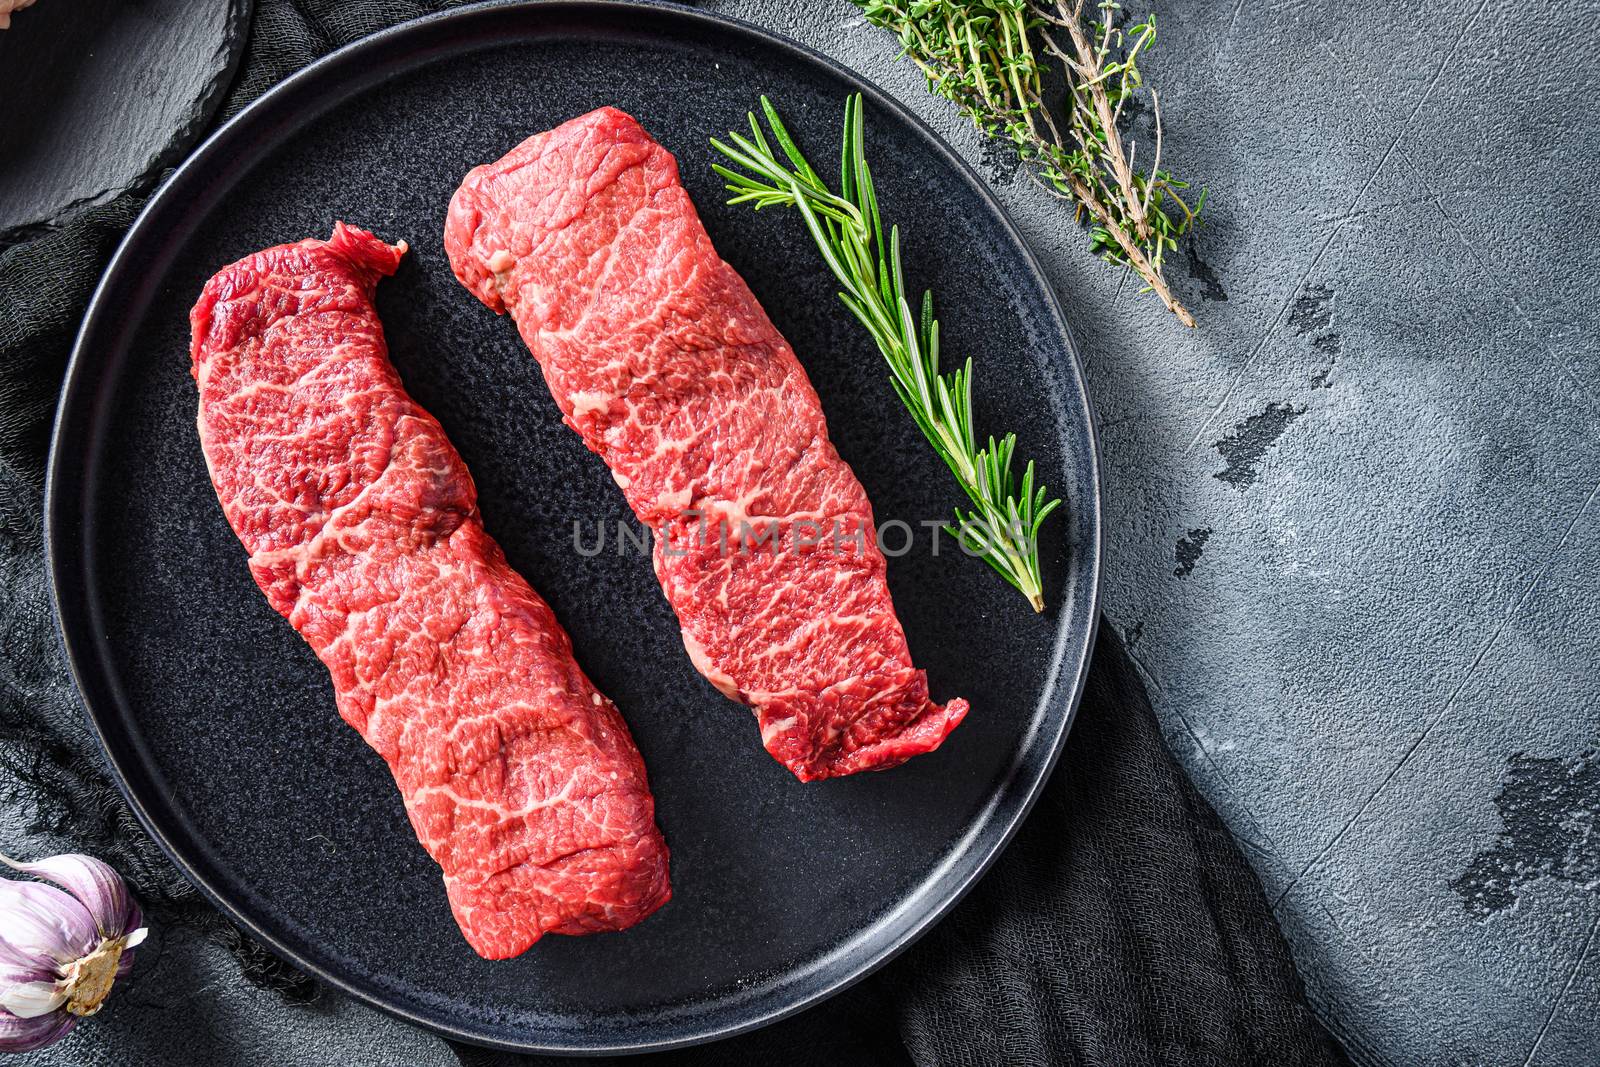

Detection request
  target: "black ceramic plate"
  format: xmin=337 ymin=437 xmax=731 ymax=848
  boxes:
xmin=47 ymin=1 xmax=1101 ymax=1054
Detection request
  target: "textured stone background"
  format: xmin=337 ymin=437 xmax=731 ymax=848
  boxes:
xmin=12 ymin=1 xmax=1600 ymax=1064
xmin=0 ymin=0 xmax=250 ymax=237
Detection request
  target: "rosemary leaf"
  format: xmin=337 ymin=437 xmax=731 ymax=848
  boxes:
xmin=712 ymin=94 xmax=1060 ymax=612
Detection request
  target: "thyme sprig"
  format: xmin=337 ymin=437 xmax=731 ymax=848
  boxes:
xmin=854 ymin=0 xmax=1204 ymax=326
xmin=712 ymin=95 xmax=1060 ymax=611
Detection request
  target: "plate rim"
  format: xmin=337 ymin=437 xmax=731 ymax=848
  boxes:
xmin=45 ymin=0 xmax=1104 ymax=1054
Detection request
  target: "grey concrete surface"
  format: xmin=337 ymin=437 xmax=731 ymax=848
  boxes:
xmin=11 ymin=1 xmax=1598 ymax=1064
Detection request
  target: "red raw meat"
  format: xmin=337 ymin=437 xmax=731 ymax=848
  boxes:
xmin=445 ymin=108 xmax=968 ymax=781
xmin=190 ymin=223 xmax=670 ymax=958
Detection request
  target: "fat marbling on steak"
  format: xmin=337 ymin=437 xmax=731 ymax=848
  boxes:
xmin=445 ymin=108 xmax=968 ymax=782
xmin=190 ymin=223 xmax=669 ymax=958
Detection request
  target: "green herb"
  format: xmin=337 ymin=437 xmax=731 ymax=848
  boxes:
xmin=852 ymin=0 xmax=1204 ymax=327
xmin=712 ymin=95 xmax=1060 ymax=612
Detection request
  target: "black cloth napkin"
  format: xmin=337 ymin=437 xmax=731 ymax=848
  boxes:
xmin=0 ymin=2 xmax=1349 ymax=1064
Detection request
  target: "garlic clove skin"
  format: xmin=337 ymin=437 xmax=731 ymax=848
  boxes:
xmin=0 ymin=1007 xmax=74 ymax=1054
xmin=1 ymin=854 xmax=137 ymax=939
xmin=0 ymin=880 xmax=96 ymax=966
xmin=0 ymin=952 xmax=60 ymax=1010
xmin=114 ymin=924 xmax=146 ymax=980
xmin=0 ymin=979 xmax=65 ymax=1020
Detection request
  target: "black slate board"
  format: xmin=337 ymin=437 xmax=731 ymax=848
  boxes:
xmin=46 ymin=1 xmax=1102 ymax=1054
xmin=0 ymin=0 xmax=252 ymax=239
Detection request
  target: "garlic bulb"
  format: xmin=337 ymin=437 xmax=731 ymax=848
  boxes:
xmin=0 ymin=853 xmax=147 ymax=1053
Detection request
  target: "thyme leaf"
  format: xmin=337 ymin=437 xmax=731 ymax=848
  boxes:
xmin=854 ymin=0 xmax=1204 ymax=326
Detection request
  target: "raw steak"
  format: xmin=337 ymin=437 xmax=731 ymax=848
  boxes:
xmin=445 ymin=108 xmax=968 ymax=782
xmin=190 ymin=223 xmax=670 ymax=958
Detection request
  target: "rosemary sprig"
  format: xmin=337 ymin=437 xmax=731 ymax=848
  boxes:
xmin=712 ymin=95 xmax=1060 ymax=612
xmin=853 ymin=0 xmax=1204 ymax=327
